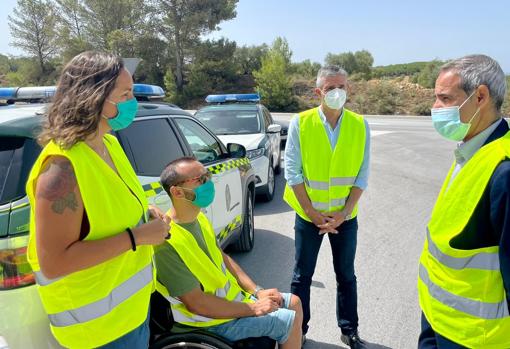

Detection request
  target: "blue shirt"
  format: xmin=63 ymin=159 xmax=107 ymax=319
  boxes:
xmin=284 ymin=106 xmax=371 ymax=190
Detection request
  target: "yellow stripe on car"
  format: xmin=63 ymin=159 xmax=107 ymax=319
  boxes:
xmin=218 ymin=215 xmax=242 ymax=242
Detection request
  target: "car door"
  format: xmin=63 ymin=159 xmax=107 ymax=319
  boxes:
xmin=262 ymin=107 xmax=280 ymax=166
xmin=172 ymin=117 xmax=243 ymax=244
xmin=115 ymin=117 xmax=187 ymax=214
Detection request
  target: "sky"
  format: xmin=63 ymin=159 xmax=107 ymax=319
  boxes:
xmin=1 ymin=0 xmax=509 ymax=72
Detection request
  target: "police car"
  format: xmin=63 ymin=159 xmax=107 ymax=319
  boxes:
xmin=194 ymin=94 xmax=281 ymax=202
xmin=0 ymin=85 xmax=256 ymax=349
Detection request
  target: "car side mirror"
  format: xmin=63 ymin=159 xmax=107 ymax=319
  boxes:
xmin=267 ymin=124 xmax=281 ymax=133
xmin=227 ymin=143 xmax=246 ymax=158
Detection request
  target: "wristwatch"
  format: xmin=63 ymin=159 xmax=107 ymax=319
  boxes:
xmin=253 ymin=285 xmax=264 ymax=297
xmin=343 ymin=212 xmax=352 ymax=221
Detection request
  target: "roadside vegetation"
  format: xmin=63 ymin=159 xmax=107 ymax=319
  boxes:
xmin=1 ymin=0 xmax=509 ymax=116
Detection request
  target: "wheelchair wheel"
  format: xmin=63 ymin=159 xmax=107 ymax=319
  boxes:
xmin=150 ymin=332 xmax=233 ymax=349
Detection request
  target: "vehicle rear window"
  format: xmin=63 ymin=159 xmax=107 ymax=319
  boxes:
xmin=0 ymin=137 xmax=41 ymax=204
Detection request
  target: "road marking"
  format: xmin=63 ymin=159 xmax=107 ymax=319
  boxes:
xmin=371 ymin=131 xmax=394 ymax=137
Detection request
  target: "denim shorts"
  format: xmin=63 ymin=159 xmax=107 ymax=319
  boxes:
xmin=206 ymin=293 xmax=296 ymax=344
xmin=97 ymin=311 xmax=150 ymax=349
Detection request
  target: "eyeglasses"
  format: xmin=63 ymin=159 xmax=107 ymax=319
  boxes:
xmin=176 ymin=172 xmax=212 ymax=185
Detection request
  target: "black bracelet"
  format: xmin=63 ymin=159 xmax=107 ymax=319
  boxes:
xmin=126 ymin=227 xmax=136 ymax=251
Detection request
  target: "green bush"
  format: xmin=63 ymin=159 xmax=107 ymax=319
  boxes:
xmin=291 ymin=59 xmax=321 ymax=80
xmin=372 ymin=62 xmax=428 ymax=78
xmin=254 ymin=50 xmax=295 ymax=111
xmin=412 ymin=102 xmax=431 ymax=116
xmin=416 ymin=60 xmax=443 ymax=88
xmin=366 ymin=82 xmax=400 ymax=115
xmin=324 ymin=50 xmax=373 ymax=80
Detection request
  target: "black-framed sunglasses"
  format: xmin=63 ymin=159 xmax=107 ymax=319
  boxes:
xmin=176 ymin=171 xmax=212 ymax=185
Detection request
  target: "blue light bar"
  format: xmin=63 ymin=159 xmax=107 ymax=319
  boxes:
xmin=0 ymin=84 xmax=165 ymax=102
xmin=133 ymin=84 xmax=165 ymax=98
xmin=0 ymin=87 xmax=17 ymax=99
xmin=17 ymin=86 xmax=56 ymax=100
xmin=205 ymin=93 xmax=260 ymax=103
xmin=0 ymin=86 xmax=56 ymax=101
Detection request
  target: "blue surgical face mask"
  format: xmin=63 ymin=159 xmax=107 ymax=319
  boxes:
xmin=102 ymin=98 xmax=138 ymax=131
xmin=182 ymin=180 xmax=215 ymax=208
xmin=430 ymin=91 xmax=480 ymax=141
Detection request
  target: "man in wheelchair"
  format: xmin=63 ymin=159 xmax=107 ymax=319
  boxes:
xmin=153 ymin=157 xmax=303 ymax=348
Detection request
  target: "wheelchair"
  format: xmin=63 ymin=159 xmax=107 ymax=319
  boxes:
xmin=149 ymin=292 xmax=277 ymax=349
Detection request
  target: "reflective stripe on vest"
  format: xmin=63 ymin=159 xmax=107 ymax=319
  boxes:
xmin=48 ymin=263 xmax=153 ymax=327
xmin=419 ymin=264 xmax=509 ymax=319
xmin=215 ymin=263 xmax=229 ymax=298
xmin=310 ymin=198 xmax=347 ymax=211
xmin=164 ymin=290 xmax=246 ymax=324
xmin=305 ymin=177 xmax=357 ymax=190
xmin=426 ymin=228 xmax=500 ymax=271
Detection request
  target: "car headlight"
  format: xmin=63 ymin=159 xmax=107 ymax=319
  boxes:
xmin=246 ymin=148 xmax=264 ymax=159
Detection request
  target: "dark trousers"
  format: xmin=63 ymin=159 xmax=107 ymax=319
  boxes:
xmin=290 ymin=214 xmax=359 ymax=335
xmin=418 ymin=313 xmax=466 ymax=349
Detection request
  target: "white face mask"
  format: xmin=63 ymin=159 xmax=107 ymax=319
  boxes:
xmin=323 ymin=88 xmax=347 ymax=110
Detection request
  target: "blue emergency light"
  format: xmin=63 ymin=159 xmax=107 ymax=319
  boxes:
xmin=0 ymin=86 xmax=56 ymax=101
xmin=133 ymin=84 xmax=165 ymax=98
xmin=0 ymin=84 xmax=165 ymax=102
xmin=205 ymin=93 xmax=260 ymax=104
xmin=0 ymin=87 xmax=17 ymax=99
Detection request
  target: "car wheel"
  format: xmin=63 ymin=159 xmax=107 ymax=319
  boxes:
xmin=260 ymin=161 xmax=275 ymax=202
xmin=150 ymin=332 xmax=233 ymax=349
xmin=231 ymin=191 xmax=254 ymax=252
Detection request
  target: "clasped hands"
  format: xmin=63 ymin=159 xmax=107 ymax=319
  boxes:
xmin=250 ymin=288 xmax=284 ymax=316
xmin=308 ymin=209 xmax=348 ymax=235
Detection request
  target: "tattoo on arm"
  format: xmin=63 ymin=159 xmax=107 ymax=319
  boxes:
xmin=37 ymin=158 xmax=79 ymax=214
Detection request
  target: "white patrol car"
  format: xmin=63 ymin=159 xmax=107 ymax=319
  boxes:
xmin=0 ymin=85 xmax=256 ymax=349
xmin=194 ymin=94 xmax=281 ymax=201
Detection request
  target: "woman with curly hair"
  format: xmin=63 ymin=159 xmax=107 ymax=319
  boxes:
xmin=26 ymin=51 xmax=170 ymax=348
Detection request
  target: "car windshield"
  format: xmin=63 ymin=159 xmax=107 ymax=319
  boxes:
xmin=195 ymin=109 xmax=261 ymax=135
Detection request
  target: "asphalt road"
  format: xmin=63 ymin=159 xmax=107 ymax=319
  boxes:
xmin=229 ymin=115 xmax=455 ymax=349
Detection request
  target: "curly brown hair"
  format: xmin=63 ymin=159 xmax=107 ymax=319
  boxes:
xmin=38 ymin=51 xmax=124 ymax=148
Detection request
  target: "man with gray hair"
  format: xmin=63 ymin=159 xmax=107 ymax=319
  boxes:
xmin=283 ymin=65 xmax=370 ymax=348
xmin=418 ymin=54 xmax=510 ymax=348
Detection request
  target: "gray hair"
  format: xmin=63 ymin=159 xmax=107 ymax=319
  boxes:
xmin=440 ymin=55 xmax=507 ymax=112
xmin=316 ymin=65 xmax=348 ymax=89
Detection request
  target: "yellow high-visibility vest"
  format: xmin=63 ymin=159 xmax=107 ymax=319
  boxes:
xmin=418 ymin=131 xmax=510 ymax=348
xmin=283 ymin=107 xmax=366 ymax=221
xmin=156 ymin=212 xmax=252 ymax=327
xmin=26 ymin=134 xmax=153 ymax=348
